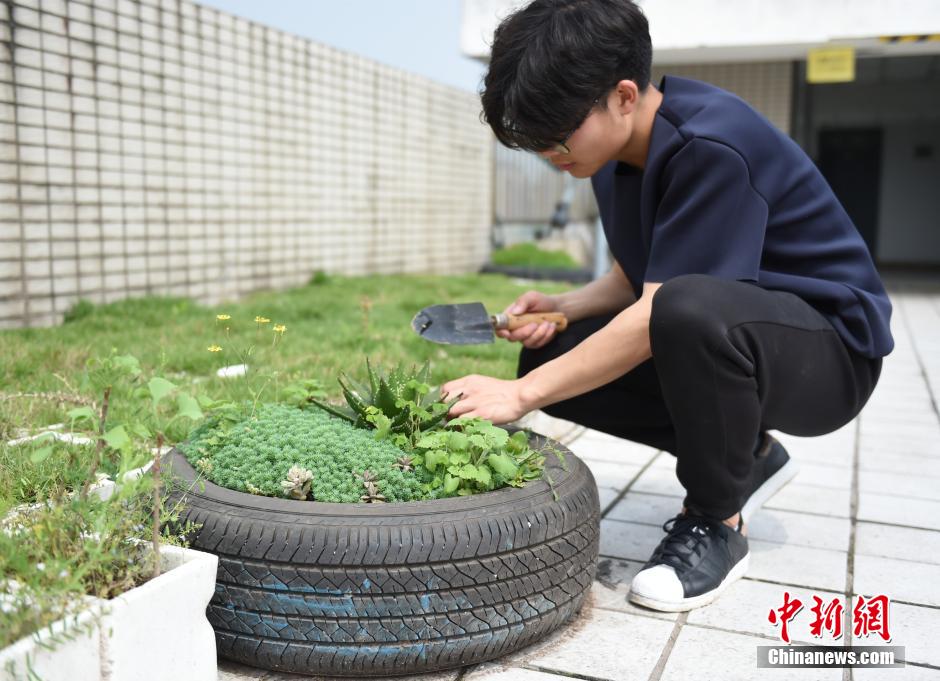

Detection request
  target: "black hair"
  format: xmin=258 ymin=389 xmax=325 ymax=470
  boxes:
xmin=480 ymin=0 xmax=652 ymax=152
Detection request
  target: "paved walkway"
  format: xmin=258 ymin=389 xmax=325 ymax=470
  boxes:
xmin=220 ymin=282 xmax=940 ymax=681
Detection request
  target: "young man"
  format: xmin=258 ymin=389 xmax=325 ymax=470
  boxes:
xmin=441 ymin=0 xmax=893 ymax=612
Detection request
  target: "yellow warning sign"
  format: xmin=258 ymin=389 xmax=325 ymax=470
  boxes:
xmin=807 ymin=47 xmax=856 ymax=84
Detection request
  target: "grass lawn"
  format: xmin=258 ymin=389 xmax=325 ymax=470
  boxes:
xmin=0 ymin=273 xmax=577 ymax=647
xmin=0 ymin=273 xmax=573 ymax=449
xmin=491 ymin=242 xmax=582 ymax=270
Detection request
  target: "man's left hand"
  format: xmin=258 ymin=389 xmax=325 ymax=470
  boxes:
xmin=441 ymin=374 xmax=530 ymax=424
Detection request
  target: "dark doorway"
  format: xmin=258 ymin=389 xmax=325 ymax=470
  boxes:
xmin=817 ymin=128 xmax=883 ymax=257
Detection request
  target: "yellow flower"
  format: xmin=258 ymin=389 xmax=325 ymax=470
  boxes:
xmin=216 ymin=314 xmax=231 ymax=321
xmin=207 ymin=345 xmax=222 ymax=352
xmin=273 ymin=324 xmax=286 ymax=333
xmin=254 ymin=316 xmax=270 ymax=324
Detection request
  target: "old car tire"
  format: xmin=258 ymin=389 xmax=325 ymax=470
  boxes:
xmin=167 ymin=431 xmax=600 ymax=677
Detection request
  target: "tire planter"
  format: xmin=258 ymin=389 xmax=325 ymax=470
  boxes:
xmin=166 ymin=430 xmax=600 ymax=677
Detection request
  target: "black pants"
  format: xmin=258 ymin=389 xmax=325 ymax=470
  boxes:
xmin=518 ymin=274 xmax=882 ymax=519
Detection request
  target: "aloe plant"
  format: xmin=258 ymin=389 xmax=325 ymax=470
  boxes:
xmin=312 ymin=359 xmax=456 ymax=440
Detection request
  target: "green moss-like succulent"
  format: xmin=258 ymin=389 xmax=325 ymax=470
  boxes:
xmin=180 ymin=404 xmax=438 ymax=503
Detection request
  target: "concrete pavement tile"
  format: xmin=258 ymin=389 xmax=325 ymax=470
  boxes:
xmin=605 ymin=492 xmax=681 ymax=526
xmin=580 ymin=459 xmax=644 ymax=492
xmin=850 ymin=599 xmax=940 ymax=667
xmin=858 ymin=471 xmax=940 ymax=501
xmin=853 ymin=554 xmax=940 ymax=608
xmin=855 ymin=666 xmax=940 ymax=681
xmin=599 ymin=519 xmax=665 ymax=563
xmin=863 ymin=389 xmax=936 ymax=406
xmin=858 ymin=434 xmax=940 ymax=458
xmin=524 ymin=608 xmax=675 ymax=681
xmin=660 ymin=626 xmax=842 ymax=681
xmin=567 ymin=432 xmax=659 ymax=466
xmin=784 ymin=461 xmax=853 ymax=487
xmin=629 ymin=465 xmax=685 ymax=497
xmin=218 ymin=657 xmax=271 ymax=681
xmin=746 ymin=509 xmax=851 ymax=552
xmin=858 ymin=450 xmax=940 ymax=478
xmin=854 ymin=522 xmax=940 ymax=566
xmin=590 ymin=556 xmax=679 ymax=622
xmin=218 ymin=659 xmax=267 ymax=679
xmin=597 ymin=486 xmax=622 ymax=513
xmin=464 ymin=664 xmax=570 ymax=680
xmin=857 ymin=493 xmax=940 ymax=531
xmin=746 ymin=539 xmax=847 ymax=592
xmin=863 ymin=399 xmax=936 ymax=415
xmin=862 ymin=413 xmax=940 ymax=431
xmin=764 ymin=483 xmax=851 ymax=518
xmin=687 ymin=579 xmax=846 ymax=644
xmin=650 ymin=451 xmax=678 ymax=468
xmin=774 ymin=428 xmax=856 ymax=468
xmin=860 ymin=421 xmax=940 ymax=439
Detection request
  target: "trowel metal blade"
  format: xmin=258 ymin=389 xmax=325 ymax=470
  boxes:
xmin=411 ymin=302 xmax=494 ymax=345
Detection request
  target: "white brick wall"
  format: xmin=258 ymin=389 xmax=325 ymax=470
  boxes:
xmin=652 ymin=62 xmax=793 ymax=136
xmin=0 ymin=0 xmax=493 ymax=327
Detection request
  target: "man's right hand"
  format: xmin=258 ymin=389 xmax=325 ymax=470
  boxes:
xmin=496 ymin=290 xmax=561 ymax=349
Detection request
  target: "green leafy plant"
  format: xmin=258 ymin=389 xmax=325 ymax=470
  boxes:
xmin=305 ymin=358 xmax=568 ymax=500
xmin=56 ymin=353 xmax=203 ymax=590
xmin=312 ymin=360 xmax=457 ymax=445
xmin=410 ymin=417 xmax=565 ymax=498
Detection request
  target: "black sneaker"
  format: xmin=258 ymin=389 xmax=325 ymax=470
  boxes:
xmin=740 ymin=433 xmax=799 ymax=519
xmin=628 ymin=512 xmax=749 ymax=612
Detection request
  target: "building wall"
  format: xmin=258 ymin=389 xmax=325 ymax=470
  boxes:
xmin=878 ymin=123 xmax=940 ymax=264
xmin=462 ymin=0 xmax=940 ymax=64
xmin=0 ymin=0 xmax=493 ymax=328
xmin=494 ymin=145 xmax=595 ymax=225
xmin=799 ymin=55 xmax=940 ymax=265
xmin=652 ymin=61 xmax=793 ymax=135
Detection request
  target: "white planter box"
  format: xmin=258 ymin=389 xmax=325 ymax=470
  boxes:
xmin=0 ymin=603 xmax=102 ymax=681
xmin=1 ymin=544 xmax=218 ymax=681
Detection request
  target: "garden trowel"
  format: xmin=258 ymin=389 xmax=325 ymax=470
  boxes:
xmin=411 ymin=302 xmax=568 ymax=345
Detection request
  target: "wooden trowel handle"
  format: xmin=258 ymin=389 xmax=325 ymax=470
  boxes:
xmin=491 ymin=312 xmax=568 ymax=332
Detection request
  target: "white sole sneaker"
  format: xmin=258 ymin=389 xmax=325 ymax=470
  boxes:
xmin=742 ymin=457 xmax=800 ymax=519
xmin=628 ymin=551 xmax=751 ymax=612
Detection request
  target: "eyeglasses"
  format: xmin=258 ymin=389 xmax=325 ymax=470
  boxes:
xmin=550 ymin=97 xmax=601 ymax=155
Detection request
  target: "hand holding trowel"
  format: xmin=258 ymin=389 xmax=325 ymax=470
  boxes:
xmin=411 ymin=302 xmax=568 ymax=345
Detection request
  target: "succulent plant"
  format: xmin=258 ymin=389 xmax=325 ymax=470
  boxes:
xmin=355 ymin=469 xmax=379 ymax=484
xmin=392 ymin=455 xmax=414 ymax=472
xmin=311 ymin=359 xmax=457 ymax=437
xmin=360 ymin=480 xmax=387 ymax=504
xmin=280 ymin=464 xmax=314 ymax=500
